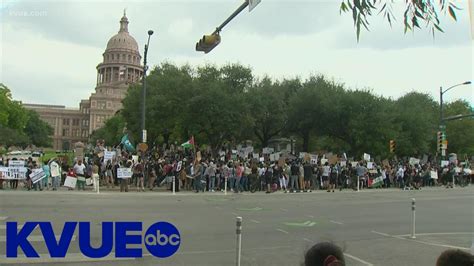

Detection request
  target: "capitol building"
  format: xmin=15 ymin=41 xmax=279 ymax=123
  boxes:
xmin=24 ymin=13 xmax=143 ymax=150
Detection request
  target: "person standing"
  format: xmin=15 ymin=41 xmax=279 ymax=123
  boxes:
xmin=322 ymin=162 xmax=331 ymax=192
xmin=303 ymin=162 xmax=313 ymax=192
xmin=135 ymin=159 xmax=145 ymax=192
xmin=74 ymin=160 xmax=86 ymax=191
xmin=289 ymin=161 xmax=299 ymax=193
xmin=235 ymin=163 xmax=243 ymax=193
xmin=92 ymin=162 xmax=100 ymax=192
xmin=42 ymin=160 xmax=50 ymax=190
xmin=207 ymin=161 xmax=217 ymax=192
xmin=49 ymin=159 xmax=61 ymax=191
xmin=193 ymin=161 xmax=203 ymax=193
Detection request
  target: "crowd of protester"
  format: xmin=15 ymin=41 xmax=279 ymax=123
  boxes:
xmin=0 ymin=144 xmax=472 ymax=193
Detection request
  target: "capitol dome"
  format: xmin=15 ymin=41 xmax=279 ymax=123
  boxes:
xmin=105 ymin=13 xmax=139 ymax=52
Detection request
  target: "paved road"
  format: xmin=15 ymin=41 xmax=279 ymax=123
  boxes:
xmin=0 ymin=187 xmax=473 ymax=265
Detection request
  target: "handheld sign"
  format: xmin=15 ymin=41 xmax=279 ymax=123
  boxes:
xmin=117 ymin=168 xmax=132 ymax=179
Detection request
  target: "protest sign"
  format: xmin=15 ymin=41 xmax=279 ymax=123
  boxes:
xmin=104 ymin=151 xmax=116 ymax=162
xmin=320 ymin=158 xmax=328 ymax=165
xmin=440 ymin=160 xmax=449 ymax=167
xmin=132 ymin=155 xmax=139 ymax=164
xmin=0 ymin=167 xmax=9 ymax=179
xmin=409 ymin=157 xmax=420 ymax=166
xmin=340 ymin=161 xmax=347 ymax=167
xmin=351 ymin=161 xmax=358 ymax=167
xmin=253 ymin=153 xmax=259 ymax=159
xmin=259 ymin=157 xmax=265 ymax=162
xmin=50 ymin=164 xmax=60 ymax=177
xmin=363 ymin=153 xmax=371 ymax=161
xmin=269 ymin=153 xmax=280 ymax=162
xmin=64 ymin=176 xmax=77 ymax=188
xmin=30 ymin=169 xmax=46 ymax=184
xmin=430 ymin=171 xmax=438 ymax=180
xmin=454 ymin=167 xmax=462 ymax=173
xmin=219 ymin=151 xmax=226 ymax=156
xmin=176 ymin=161 xmax=183 ymax=172
xmin=328 ymin=155 xmax=338 ymax=165
xmin=117 ymin=168 xmax=132 ymax=179
xmin=9 ymin=160 xmax=25 ymax=167
xmin=367 ymin=162 xmax=374 ymax=169
xmin=262 ymin=147 xmax=274 ymax=154
xmin=463 ymin=168 xmax=472 ymax=175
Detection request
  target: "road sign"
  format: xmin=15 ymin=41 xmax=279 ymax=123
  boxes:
xmin=142 ymin=129 xmax=147 ymax=143
xmin=249 ymin=0 xmax=261 ymax=12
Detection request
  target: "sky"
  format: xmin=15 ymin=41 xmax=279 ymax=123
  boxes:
xmin=1 ymin=0 xmax=473 ymax=108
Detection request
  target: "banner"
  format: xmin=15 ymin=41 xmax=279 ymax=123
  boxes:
xmin=9 ymin=160 xmax=25 ymax=167
xmin=104 ymin=151 xmax=116 ymax=162
xmin=409 ymin=157 xmax=420 ymax=166
xmin=262 ymin=147 xmax=274 ymax=154
xmin=30 ymin=169 xmax=46 ymax=184
xmin=64 ymin=176 xmax=77 ymax=188
xmin=117 ymin=168 xmax=132 ymax=179
xmin=0 ymin=167 xmax=9 ymax=179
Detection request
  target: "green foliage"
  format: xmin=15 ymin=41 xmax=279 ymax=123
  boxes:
xmin=24 ymin=110 xmax=54 ymax=147
xmin=443 ymin=100 xmax=474 ymax=155
xmin=340 ymin=0 xmax=460 ymax=41
xmin=0 ymin=83 xmax=53 ymax=148
xmin=102 ymin=62 xmax=473 ymax=157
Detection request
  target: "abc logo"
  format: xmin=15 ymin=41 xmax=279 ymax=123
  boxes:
xmin=144 ymin=222 xmax=181 ymax=258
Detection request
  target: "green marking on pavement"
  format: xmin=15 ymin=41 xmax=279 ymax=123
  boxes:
xmin=236 ymin=207 xmax=263 ymax=211
xmin=283 ymin=220 xmax=317 ymax=227
xmin=204 ymin=197 xmax=229 ymax=202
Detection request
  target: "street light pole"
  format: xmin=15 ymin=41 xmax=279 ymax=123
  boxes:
xmin=438 ymin=81 xmax=471 ymax=158
xmin=141 ymin=30 xmax=154 ymax=143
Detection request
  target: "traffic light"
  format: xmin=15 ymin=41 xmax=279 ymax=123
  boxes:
xmin=389 ymin=140 xmax=396 ymax=153
xmin=195 ymin=33 xmax=221 ymax=54
xmin=437 ymin=131 xmax=445 ymax=151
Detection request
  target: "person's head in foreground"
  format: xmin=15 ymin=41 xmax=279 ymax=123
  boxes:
xmin=304 ymin=242 xmax=345 ymax=266
xmin=436 ymin=249 xmax=473 ymax=266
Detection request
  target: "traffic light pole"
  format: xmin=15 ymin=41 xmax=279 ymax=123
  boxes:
xmin=213 ymin=1 xmax=249 ymax=34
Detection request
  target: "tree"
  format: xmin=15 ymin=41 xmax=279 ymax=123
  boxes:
xmin=443 ymin=100 xmax=474 ymax=155
xmin=24 ymin=110 xmax=54 ymax=147
xmin=391 ymin=92 xmax=438 ymax=156
xmin=89 ymin=115 xmax=126 ymax=147
xmin=340 ymin=0 xmax=460 ymax=40
xmin=247 ymin=77 xmax=291 ymax=148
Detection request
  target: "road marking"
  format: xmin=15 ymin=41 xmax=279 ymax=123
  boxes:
xmin=280 ymin=208 xmax=288 ymax=212
xmin=214 ymin=206 xmax=222 ymax=210
xmin=231 ymin=212 xmax=238 ymax=216
xmin=0 ymin=252 xmax=132 ymax=264
xmin=303 ymin=238 xmax=314 ymax=243
xmin=0 ymin=217 xmax=9 ymax=221
xmin=276 ymin=228 xmax=289 ymax=234
xmin=394 ymin=232 xmax=474 ymax=237
xmin=0 ymin=235 xmax=76 ymax=242
xmin=236 ymin=207 xmax=263 ymax=211
xmin=250 ymin=219 xmax=261 ymax=224
xmin=344 ymin=253 xmax=374 ymax=266
xmin=284 ymin=221 xmax=316 ymax=227
xmin=371 ymin=230 xmax=469 ymax=251
xmin=371 ymin=230 xmax=391 ymax=237
xmin=306 ymin=215 xmax=314 ymax=218
xmin=329 ymin=220 xmax=343 ymax=225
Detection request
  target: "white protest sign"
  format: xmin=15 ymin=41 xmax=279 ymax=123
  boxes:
xmin=440 ymin=160 xmax=449 ymax=167
xmin=340 ymin=161 xmax=347 ymax=167
xmin=409 ymin=157 xmax=420 ymax=166
xmin=259 ymin=157 xmax=264 ymax=162
xmin=219 ymin=151 xmax=226 ymax=157
xmin=253 ymin=153 xmax=259 ymax=159
xmin=9 ymin=160 xmax=25 ymax=167
xmin=430 ymin=171 xmax=438 ymax=180
xmin=29 ymin=169 xmax=46 ymax=184
xmin=132 ymin=155 xmax=139 ymax=164
xmin=310 ymin=154 xmax=318 ymax=165
xmin=320 ymin=159 xmax=328 ymax=165
xmin=454 ymin=167 xmax=462 ymax=173
xmin=50 ymin=163 xmax=60 ymax=177
xmin=117 ymin=168 xmax=132 ymax=179
xmin=299 ymin=152 xmax=306 ymax=159
xmin=104 ymin=151 xmax=116 ymax=162
xmin=351 ymin=161 xmax=358 ymax=167
xmin=0 ymin=167 xmax=9 ymax=179
xmin=176 ymin=161 xmax=183 ymax=172
xmin=270 ymin=153 xmax=280 ymax=162
xmin=363 ymin=153 xmax=371 ymax=161
xmin=367 ymin=162 xmax=374 ymax=169
xmin=64 ymin=176 xmax=77 ymax=188
xmin=262 ymin=147 xmax=274 ymax=154
xmin=463 ymin=168 xmax=472 ymax=175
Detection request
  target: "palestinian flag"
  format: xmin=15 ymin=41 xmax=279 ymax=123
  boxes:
xmin=121 ymin=134 xmax=135 ymax=152
xmin=181 ymin=136 xmax=195 ymax=149
xmin=369 ymin=176 xmax=384 ymax=188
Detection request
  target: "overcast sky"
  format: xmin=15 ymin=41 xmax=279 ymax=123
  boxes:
xmin=1 ymin=0 xmax=473 ymax=108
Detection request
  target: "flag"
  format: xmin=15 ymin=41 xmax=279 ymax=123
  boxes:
xmin=121 ymin=134 xmax=135 ymax=152
xmin=181 ymin=136 xmax=195 ymax=149
xmin=370 ymin=176 xmax=384 ymax=188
